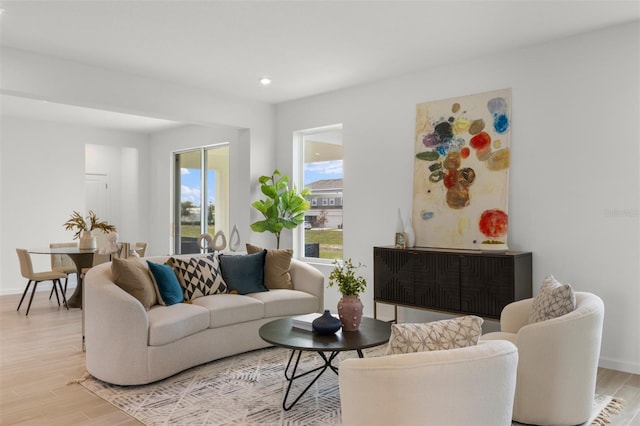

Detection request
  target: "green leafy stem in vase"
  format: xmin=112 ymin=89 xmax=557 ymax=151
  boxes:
xmin=328 ymin=258 xmax=367 ymax=296
xmin=63 ymin=210 xmax=117 ymax=240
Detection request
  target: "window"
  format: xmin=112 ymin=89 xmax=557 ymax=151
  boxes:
xmin=173 ymin=144 xmax=229 ymax=254
xmin=295 ymin=125 xmax=343 ymax=260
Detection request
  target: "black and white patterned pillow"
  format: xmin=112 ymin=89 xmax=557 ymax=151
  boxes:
xmin=169 ymin=254 xmax=228 ymax=301
xmin=528 ymin=274 xmax=576 ymax=323
xmin=386 ymin=315 xmax=484 ymax=355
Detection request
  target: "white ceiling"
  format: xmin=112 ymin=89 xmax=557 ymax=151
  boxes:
xmin=1 ymin=0 xmax=638 ymax=132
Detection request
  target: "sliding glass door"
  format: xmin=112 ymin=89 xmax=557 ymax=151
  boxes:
xmin=174 ymin=144 xmax=229 ymax=254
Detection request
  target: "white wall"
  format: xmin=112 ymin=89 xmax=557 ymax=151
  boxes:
xmin=276 ymin=22 xmax=640 ymax=373
xmin=0 ymin=46 xmax=276 ymax=292
xmin=0 ymin=117 xmax=149 ymax=294
xmin=0 ymin=45 xmax=276 ymax=250
xmin=148 ymin=124 xmax=248 ymax=256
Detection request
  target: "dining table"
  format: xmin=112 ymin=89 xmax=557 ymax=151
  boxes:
xmin=28 ymin=246 xmax=97 ymax=309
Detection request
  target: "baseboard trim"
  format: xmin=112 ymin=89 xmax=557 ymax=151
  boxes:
xmin=599 ymin=356 xmax=640 ymax=375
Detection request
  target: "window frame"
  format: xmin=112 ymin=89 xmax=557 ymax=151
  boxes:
xmin=293 ymin=123 xmax=343 ymax=264
xmin=172 ymin=143 xmax=229 ymax=255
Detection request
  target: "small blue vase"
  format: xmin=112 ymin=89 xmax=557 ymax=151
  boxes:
xmin=312 ymin=310 xmax=342 ymax=335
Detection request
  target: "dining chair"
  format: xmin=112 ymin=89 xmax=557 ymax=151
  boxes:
xmin=80 ymin=230 xmax=112 ymax=278
xmin=134 ymin=242 xmax=148 ymax=257
xmin=16 ymin=248 xmax=69 ymax=315
xmin=48 ymin=242 xmax=78 ymax=300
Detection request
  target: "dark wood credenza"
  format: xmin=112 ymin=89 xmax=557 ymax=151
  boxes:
xmin=373 ymin=246 xmax=532 ymax=320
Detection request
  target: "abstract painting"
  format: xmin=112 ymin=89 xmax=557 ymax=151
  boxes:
xmin=413 ymin=88 xmax=511 ymax=250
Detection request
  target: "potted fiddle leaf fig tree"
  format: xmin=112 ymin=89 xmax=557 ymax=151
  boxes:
xmin=250 ymin=169 xmax=311 ymax=249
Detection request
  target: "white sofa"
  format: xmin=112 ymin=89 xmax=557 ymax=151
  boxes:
xmin=339 ymin=340 xmax=519 ymax=426
xmin=84 ymin=254 xmax=324 ymax=385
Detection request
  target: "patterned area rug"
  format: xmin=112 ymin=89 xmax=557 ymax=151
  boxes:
xmin=78 ymin=346 xmax=624 ymax=426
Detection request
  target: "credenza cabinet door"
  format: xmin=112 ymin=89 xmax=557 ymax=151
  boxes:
xmin=413 ymin=251 xmax=461 ymax=312
xmin=460 ymin=255 xmax=515 ymax=317
xmin=374 ymin=248 xmax=414 ymax=306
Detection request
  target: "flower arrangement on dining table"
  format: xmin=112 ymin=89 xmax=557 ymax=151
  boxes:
xmin=63 ymin=210 xmax=117 ymax=239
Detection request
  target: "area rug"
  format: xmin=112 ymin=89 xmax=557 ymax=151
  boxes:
xmin=77 ymin=346 xmax=624 ymax=426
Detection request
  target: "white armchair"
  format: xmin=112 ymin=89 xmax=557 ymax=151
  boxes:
xmin=339 ymin=340 xmax=518 ymax=426
xmin=482 ymin=292 xmax=604 ymax=425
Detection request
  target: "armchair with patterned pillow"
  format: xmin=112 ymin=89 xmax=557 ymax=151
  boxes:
xmin=481 ymin=275 xmax=605 ymax=425
xmin=339 ymin=316 xmax=519 ymax=426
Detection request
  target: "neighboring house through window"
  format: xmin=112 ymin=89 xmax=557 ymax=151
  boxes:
xmin=295 ymin=124 xmax=343 ymax=260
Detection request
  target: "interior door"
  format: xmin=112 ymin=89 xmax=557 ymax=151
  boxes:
xmin=85 ymin=173 xmax=110 ymax=221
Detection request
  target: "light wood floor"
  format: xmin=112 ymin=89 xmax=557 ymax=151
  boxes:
xmin=1 ymin=291 xmax=639 ymax=425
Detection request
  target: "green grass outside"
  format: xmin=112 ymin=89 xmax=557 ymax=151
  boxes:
xmin=180 ymin=224 xmax=215 ymax=238
xmin=306 ymin=229 xmax=343 ymax=259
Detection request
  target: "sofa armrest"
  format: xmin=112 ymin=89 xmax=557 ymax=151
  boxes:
xmin=289 ymin=259 xmax=324 ymax=312
xmin=84 ymin=262 xmax=152 ymax=385
xmin=500 ymin=298 xmax=534 ymax=333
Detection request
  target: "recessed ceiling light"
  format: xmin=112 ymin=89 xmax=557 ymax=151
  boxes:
xmin=259 ymin=77 xmax=272 ymax=86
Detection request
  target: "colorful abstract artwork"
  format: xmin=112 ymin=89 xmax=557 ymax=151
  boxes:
xmin=412 ymin=88 xmax=511 ymax=250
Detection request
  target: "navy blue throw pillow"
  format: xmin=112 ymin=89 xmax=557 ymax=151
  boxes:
xmin=219 ymin=250 xmax=268 ymax=295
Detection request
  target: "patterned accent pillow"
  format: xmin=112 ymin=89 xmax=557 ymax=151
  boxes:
xmin=168 ymin=254 xmax=228 ymax=301
xmin=386 ymin=315 xmax=484 ymax=355
xmin=529 ymin=274 xmax=576 ymax=323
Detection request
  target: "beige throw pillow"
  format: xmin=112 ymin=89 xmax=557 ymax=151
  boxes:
xmin=529 ymin=274 xmax=576 ymax=323
xmin=111 ymin=257 xmax=157 ymax=310
xmin=386 ymin=315 xmax=484 ymax=355
xmin=246 ymin=243 xmax=293 ymax=290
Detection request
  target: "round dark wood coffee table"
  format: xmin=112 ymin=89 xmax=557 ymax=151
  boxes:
xmin=259 ymin=316 xmax=391 ymax=410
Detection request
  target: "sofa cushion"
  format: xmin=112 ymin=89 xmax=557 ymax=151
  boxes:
xmin=248 ymin=289 xmax=319 ymax=318
xmin=219 ymin=251 xmax=268 ymax=295
xmin=191 ymin=294 xmax=265 ymax=328
xmin=147 ymin=303 xmax=210 ymax=346
xmin=386 ymin=315 xmax=484 ymax=355
xmin=147 ymin=261 xmax=184 ymax=306
xmin=529 ymin=274 xmax=576 ymax=323
xmin=111 ymin=257 xmax=157 ymax=310
xmin=246 ymin=243 xmax=293 ymax=290
xmin=168 ymin=254 xmax=228 ymax=301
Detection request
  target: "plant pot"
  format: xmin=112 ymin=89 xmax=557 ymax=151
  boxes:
xmin=337 ymin=295 xmax=364 ymax=331
xmin=312 ymin=310 xmax=342 ymax=335
xmin=79 ymin=230 xmax=97 ymax=250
